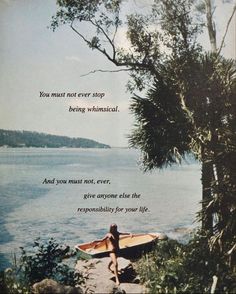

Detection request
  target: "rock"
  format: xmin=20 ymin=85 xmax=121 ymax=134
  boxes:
xmin=119 ymin=283 xmax=148 ymax=294
xmin=156 ymin=232 xmax=168 ymax=240
xmin=75 ymin=258 xmax=126 ymax=293
xmin=75 ymin=257 xmax=147 ymax=294
xmin=32 ymin=278 xmax=83 ymax=294
xmin=75 ymin=257 xmax=131 ymax=275
xmin=94 ymin=280 xmax=117 ymax=294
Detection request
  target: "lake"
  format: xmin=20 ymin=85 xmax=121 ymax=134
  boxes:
xmin=0 ymin=148 xmax=201 ymax=270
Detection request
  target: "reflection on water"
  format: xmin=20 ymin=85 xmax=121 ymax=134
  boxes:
xmin=0 ymin=148 xmax=201 ymax=270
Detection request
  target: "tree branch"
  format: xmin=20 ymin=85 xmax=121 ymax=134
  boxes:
xmin=217 ymin=4 xmax=236 ymax=56
xmin=70 ymin=21 xmax=92 ymax=46
xmin=205 ymin=0 xmax=217 ymax=52
xmin=70 ymin=21 xmax=115 ymax=63
xmin=70 ymin=20 xmax=160 ymax=78
xmin=89 ymin=19 xmax=116 ymax=59
xmin=80 ymin=68 xmax=132 ymax=77
xmin=112 ymin=21 xmax=119 ymax=43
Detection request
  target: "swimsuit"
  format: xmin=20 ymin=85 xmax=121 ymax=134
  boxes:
xmin=108 ymin=233 xmax=119 ymax=254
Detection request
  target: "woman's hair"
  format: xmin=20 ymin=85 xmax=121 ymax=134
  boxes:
xmin=109 ymin=223 xmax=118 ymax=234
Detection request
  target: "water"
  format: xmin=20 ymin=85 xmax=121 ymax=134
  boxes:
xmin=0 ymin=148 xmax=201 ymax=270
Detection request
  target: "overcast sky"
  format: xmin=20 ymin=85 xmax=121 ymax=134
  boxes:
xmin=0 ymin=0 xmax=235 ymax=147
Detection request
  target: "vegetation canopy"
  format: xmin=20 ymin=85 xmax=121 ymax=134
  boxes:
xmin=0 ymin=129 xmax=110 ymax=148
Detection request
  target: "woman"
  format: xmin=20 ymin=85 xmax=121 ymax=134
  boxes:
xmin=92 ymin=224 xmax=132 ymax=285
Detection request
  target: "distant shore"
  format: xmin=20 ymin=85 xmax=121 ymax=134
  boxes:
xmin=0 ymin=129 xmax=110 ymax=149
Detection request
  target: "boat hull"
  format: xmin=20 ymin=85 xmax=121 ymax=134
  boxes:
xmin=75 ymin=232 xmax=166 ymax=260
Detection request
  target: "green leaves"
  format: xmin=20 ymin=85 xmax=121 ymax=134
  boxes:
xmin=51 ymin=0 xmax=122 ymax=30
xmin=90 ymin=36 xmax=100 ymax=49
xmin=136 ymin=236 xmax=236 ymax=293
xmin=129 ymin=73 xmax=193 ymax=169
xmin=6 ymin=238 xmax=82 ymax=290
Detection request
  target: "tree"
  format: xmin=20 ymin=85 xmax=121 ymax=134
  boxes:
xmin=51 ymin=0 xmax=236 ymax=261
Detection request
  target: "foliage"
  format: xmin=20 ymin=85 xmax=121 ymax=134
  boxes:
xmin=0 ymin=238 xmax=83 ymax=293
xmin=0 ymin=268 xmax=30 ymax=294
xmin=192 ymin=55 xmax=236 ymax=257
xmin=130 ymin=50 xmax=236 ymax=265
xmin=136 ymin=236 xmax=236 ymax=294
xmin=129 ymin=75 xmax=194 ymax=169
xmin=0 ymin=129 xmax=110 ymax=148
xmin=51 ymin=0 xmax=203 ymax=92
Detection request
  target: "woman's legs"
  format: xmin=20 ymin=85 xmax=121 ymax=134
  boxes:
xmin=109 ymin=252 xmax=120 ymax=285
xmin=108 ymin=260 xmax=113 ymax=272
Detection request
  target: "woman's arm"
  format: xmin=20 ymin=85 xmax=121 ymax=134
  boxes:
xmin=91 ymin=234 xmax=109 ymax=244
xmin=119 ymin=232 xmax=133 ymax=237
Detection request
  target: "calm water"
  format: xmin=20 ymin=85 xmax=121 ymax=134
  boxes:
xmin=0 ymin=148 xmax=201 ymax=270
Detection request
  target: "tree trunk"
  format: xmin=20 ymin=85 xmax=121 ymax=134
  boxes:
xmin=201 ymin=151 xmax=214 ymax=234
xmin=201 ymin=0 xmax=217 ymax=234
xmin=205 ymin=0 xmax=217 ymax=52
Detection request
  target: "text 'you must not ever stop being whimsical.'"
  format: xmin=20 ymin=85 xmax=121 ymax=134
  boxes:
xmin=39 ymin=91 xmax=120 ymax=113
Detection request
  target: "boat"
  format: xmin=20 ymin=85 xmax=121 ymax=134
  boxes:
xmin=75 ymin=232 xmax=167 ymax=259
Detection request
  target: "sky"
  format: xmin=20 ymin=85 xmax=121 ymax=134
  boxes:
xmin=0 ymin=0 xmax=235 ymax=147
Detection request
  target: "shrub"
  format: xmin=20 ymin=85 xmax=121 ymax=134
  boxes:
xmin=135 ymin=234 xmax=236 ymax=293
xmin=0 ymin=238 xmax=83 ymax=293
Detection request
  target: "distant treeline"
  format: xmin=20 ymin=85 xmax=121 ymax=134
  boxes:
xmin=0 ymin=129 xmax=110 ymax=148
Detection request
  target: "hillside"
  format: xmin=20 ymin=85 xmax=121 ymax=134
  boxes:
xmin=0 ymin=129 xmax=110 ymax=148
